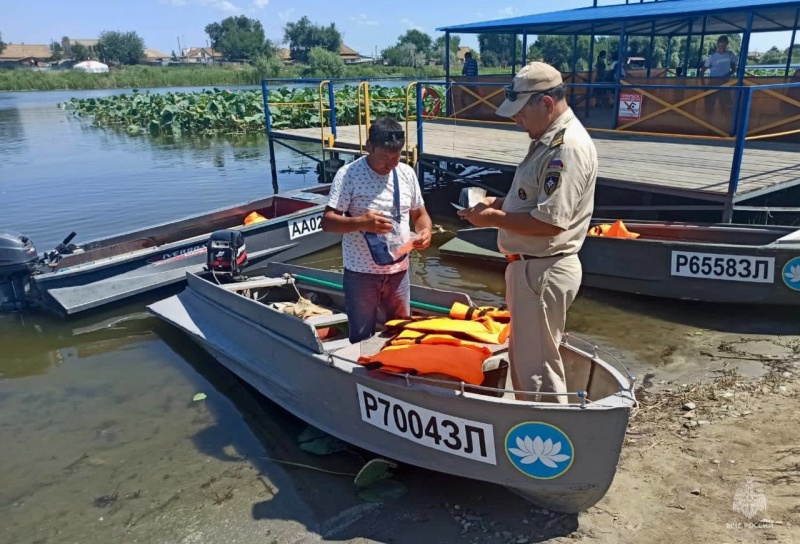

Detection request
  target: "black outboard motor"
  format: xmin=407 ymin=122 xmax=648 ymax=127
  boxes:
xmin=206 ymin=229 xmax=247 ymax=280
xmin=0 ymin=231 xmax=39 ymax=312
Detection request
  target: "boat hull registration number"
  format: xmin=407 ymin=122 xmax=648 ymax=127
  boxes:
xmin=357 ymin=384 xmax=497 ymax=465
xmin=288 ymin=213 xmax=323 ymax=240
xmin=670 ymin=251 xmax=775 ymax=283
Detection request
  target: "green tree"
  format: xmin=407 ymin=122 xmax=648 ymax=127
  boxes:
xmin=760 ymin=45 xmax=788 ymax=65
xmin=382 ymin=43 xmax=424 ymax=67
xmin=432 ymin=34 xmax=461 ymax=67
xmin=96 ymin=31 xmax=145 ymax=65
xmin=71 ymin=43 xmax=90 ymax=61
xmin=49 ymin=41 xmax=63 ymax=61
xmin=398 ymin=29 xmax=432 ymax=57
xmin=303 ymin=46 xmax=345 ymax=77
xmin=0 ymin=32 xmax=5 ymax=56
xmin=478 ymin=34 xmax=522 ymax=67
xmin=206 ymin=15 xmax=275 ymax=61
xmin=283 ymin=16 xmax=342 ymax=63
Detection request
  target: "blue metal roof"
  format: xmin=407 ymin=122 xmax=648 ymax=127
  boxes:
xmin=436 ymin=0 xmax=800 ymax=36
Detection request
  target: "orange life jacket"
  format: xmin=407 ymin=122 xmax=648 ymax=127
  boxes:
xmin=384 ymin=315 xmax=509 ymax=344
xmin=357 ymin=341 xmax=491 ymax=385
xmin=449 ymin=301 xmax=510 ymax=323
xmin=244 ymin=211 xmax=268 ymax=226
xmin=587 ymin=220 xmax=640 ymax=239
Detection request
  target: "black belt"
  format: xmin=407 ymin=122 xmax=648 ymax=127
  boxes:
xmin=506 ymin=253 xmax=565 ymax=262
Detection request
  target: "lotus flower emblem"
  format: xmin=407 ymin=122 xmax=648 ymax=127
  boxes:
xmin=784 ymin=265 xmax=800 ymax=284
xmin=509 ymin=435 xmax=571 ymax=468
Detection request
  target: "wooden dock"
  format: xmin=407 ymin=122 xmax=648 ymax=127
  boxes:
xmin=273 ymin=120 xmax=800 ymax=204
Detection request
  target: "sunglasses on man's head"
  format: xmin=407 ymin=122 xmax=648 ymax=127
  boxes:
xmin=371 ymin=129 xmax=405 ymax=145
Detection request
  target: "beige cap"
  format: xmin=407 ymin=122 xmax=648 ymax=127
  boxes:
xmin=495 ymin=61 xmax=563 ymax=118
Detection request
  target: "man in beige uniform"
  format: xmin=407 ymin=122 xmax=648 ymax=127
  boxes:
xmin=458 ymin=62 xmax=597 ymax=403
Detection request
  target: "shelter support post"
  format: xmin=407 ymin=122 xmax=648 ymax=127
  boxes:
xmin=512 ymin=33 xmax=517 ymax=75
xmin=262 ymin=79 xmax=279 ymax=191
xmin=416 ymin=83 xmax=424 ymax=157
xmin=665 ymin=37 xmax=672 ymax=72
xmin=723 ymin=87 xmax=753 ymax=223
xmin=586 ymin=28 xmax=595 ymax=118
xmin=445 ymin=31 xmax=451 ymax=117
xmin=786 ymin=9 xmax=799 ymax=77
xmin=612 ymin=22 xmax=627 ymax=129
xmin=682 ymin=20 xmax=693 ymax=77
xmin=570 ymin=34 xmax=579 ymax=108
xmin=697 ymin=16 xmax=707 ymax=73
xmin=647 ymin=22 xmax=655 ymax=78
xmin=522 ymin=33 xmax=527 ymax=65
xmin=731 ymin=12 xmax=754 ymax=137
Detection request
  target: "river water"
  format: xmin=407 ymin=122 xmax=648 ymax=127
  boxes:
xmin=1 ymin=85 xmax=795 ymax=544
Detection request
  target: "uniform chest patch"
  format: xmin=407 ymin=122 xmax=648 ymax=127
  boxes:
xmin=543 ymin=171 xmax=561 ymax=196
xmin=518 ymin=188 xmax=528 ymax=200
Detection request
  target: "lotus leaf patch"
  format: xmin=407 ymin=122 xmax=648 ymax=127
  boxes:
xmin=518 ymin=188 xmax=528 ymax=200
xmin=543 ymin=171 xmax=561 ymax=196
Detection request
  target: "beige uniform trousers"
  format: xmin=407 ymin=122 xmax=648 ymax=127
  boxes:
xmin=505 ymin=254 xmax=582 ymax=404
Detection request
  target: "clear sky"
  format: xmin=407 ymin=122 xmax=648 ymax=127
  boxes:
xmin=1 ymin=0 xmax=794 ymax=57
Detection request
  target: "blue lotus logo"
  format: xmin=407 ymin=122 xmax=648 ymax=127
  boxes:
xmin=505 ymin=422 xmax=574 ymax=479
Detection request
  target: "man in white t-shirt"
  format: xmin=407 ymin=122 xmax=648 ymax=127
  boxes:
xmin=700 ymin=35 xmax=738 ymax=113
xmin=321 ymin=118 xmax=432 ymax=343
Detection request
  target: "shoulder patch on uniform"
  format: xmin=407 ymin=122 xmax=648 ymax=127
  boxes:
xmin=548 ymin=158 xmax=564 ymax=170
xmin=550 ymin=128 xmax=566 ymax=149
xmin=543 ymin=171 xmax=561 ymax=196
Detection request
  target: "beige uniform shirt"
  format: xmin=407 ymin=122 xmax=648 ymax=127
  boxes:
xmin=498 ymin=108 xmax=597 ymax=257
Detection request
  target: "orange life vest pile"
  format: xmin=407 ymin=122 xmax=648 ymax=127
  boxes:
xmin=244 ymin=211 xmax=268 ymax=226
xmin=356 ymin=302 xmax=510 ymax=385
xmin=587 ymin=219 xmax=640 ymax=239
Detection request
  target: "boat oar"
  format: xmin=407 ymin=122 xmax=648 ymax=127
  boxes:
xmin=290 ymin=273 xmax=451 ymax=314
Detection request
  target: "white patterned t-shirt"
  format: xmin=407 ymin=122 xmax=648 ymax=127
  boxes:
xmin=326 ymin=157 xmax=424 ymax=274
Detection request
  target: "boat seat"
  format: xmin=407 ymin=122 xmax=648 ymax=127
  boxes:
xmin=305 ymin=312 xmax=349 ymax=327
xmin=775 ymin=228 xmax=800 ymax=244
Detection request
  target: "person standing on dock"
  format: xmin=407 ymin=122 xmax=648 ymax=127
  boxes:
xmin=699 ymin=35 xmax=738 ymax=114
xmin=458 ymin=61 xmax=597 ymax=404
xmin=321 ymin=118 xmax=433 ymax=344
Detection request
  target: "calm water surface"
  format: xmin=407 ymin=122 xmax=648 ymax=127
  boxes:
xmin=1 ymin=86 xmax=794 ymax=543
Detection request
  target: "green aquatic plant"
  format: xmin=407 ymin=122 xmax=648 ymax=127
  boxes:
xmin=62 ymin=84 xmax=446 ymax=136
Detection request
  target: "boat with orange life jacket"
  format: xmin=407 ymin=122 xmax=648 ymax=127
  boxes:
xmin=148 ymin=261 xmax=636 ymax=514
xmin=438 ymin=218 xmax=800 ymax=306
xmin=0 ymin=184 xmax=340 ymax=317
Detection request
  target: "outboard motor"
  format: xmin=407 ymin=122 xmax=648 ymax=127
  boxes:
xmin=0 ymin=231 xmax=39 ymax=312
xmin=206 ymin=229 xmax=247 ymax=280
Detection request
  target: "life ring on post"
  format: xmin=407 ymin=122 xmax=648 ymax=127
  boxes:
xmin=421 ymin=86 xmax=442 ymax=118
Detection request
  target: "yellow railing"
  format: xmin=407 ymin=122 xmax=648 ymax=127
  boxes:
xmin=405 ymin=81 xmax=417 ymax=165
xmin=357 ymin=81 xmax=371 ymax=154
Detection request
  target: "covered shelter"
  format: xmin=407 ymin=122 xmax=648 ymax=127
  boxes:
xmin=436 ymin=0 xmax=800 ymax=140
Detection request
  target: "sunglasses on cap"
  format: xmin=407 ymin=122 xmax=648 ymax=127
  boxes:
xmin=370 ymin=129 xmax=405 ymax=145
xmin=503 ymin=84 xmax=543 ymax=102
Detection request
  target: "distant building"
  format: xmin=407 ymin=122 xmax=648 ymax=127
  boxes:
xmin=181 ymin=47 xmax=223 ymax=63
xmin=61 ymin=37 xmax=99 ymax=58
xmin=0 ymin=43 xmax=53 ymax=66
xmin=277 ymin=43 xmax=374 ymax=64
